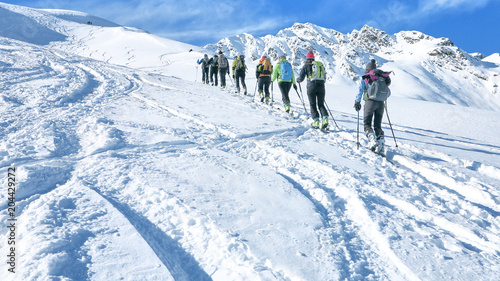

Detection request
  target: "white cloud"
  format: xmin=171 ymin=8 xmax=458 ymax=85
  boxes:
xmin=419 ymin=0 xmax=492 ymax=12
xmin=159 ymin=18 xmax=284 ymax=45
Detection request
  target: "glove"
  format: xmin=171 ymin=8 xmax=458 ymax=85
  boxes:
xmin=293 ymin=84 xmax=297 ymax=91
xmin=232 ymin=75 xmax=235 ymax=79
xmin=354 ymin=101 xmax=361 ymax=112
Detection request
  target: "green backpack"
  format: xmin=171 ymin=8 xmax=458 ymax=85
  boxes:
xmin=235 ymin=55 xmax=246 ymax=71
xmin=309 ymin=61 xmax=325 ymax=81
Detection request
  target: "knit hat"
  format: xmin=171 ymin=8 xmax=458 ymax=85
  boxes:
xmin=262 ymin=55 xmax=267 ymax=59
xmin=365 ymin=59 xmax=376 ymax=73
xmin=306 ymin=51 xmax=315 ymax=59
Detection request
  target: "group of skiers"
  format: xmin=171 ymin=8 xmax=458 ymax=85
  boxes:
xmin=197 ymin=51 xmax=231 ymax=88
xmin=197 ymin=51 xmax=391 ymax=153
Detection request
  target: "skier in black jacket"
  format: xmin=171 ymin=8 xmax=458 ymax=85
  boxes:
xmin=207 ymin=54 xmax=219 ymax=86
xmin=296 ymin=51 xmax=328 ymax=129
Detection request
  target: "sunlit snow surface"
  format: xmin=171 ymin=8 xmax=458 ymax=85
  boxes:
xmin=0 ymin=3 xmax=499 ymax=281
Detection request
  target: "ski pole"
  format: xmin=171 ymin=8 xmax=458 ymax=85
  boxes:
xmin=298 ymin=83 xmax=310 ymax=115
xmin=298 ymin=83 xmax=308 ymax=106
xmin=254 ymin=79 xmax=258 ymax=97
xmin=271 ymin=82 xmax=274 ymax=102
xmin=294 ymin=86 xmax=308 ymax=115
xmin=229 ymin=72 xmax=234 ymax=86
xmin=324 ymin=101 xmax=339 ymax=130
xmin=385 ymin=102 xmax=398 ymax=148
xmin=195 ymin=65 xmax=199 ymax=83
xmin=357 ymin=110 xmax=360 ymax=150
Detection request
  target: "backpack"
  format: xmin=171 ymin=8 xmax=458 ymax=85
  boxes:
xmin=202 ymin=58 xmax=209 ymax=69
xmin=218 ymin=55 xmax=228 ymax=68
xmin=363 ymin=69 xmax=391 ymax=101
xmin=235 ymin=55 xmax=246 ymax=71
xmin=262 ymin=59 xmax=272 ymax=75
xmin=280 ymin=61 xmax=293 ymax=81
xmin=211 ymin=56 xmax=218 ymax=68
xmin=309 ymin=61 xmax=325 ymax=81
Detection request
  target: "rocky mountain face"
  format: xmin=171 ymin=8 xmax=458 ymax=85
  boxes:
xmin=205 ymin=23 xmax=499 ymax=108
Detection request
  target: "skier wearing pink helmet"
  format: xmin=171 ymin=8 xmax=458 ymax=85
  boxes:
xmin=297 ymin=51 xmax=328 ymax=129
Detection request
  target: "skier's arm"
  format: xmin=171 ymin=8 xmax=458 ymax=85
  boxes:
xmin=355 ymin=80 xmax=366 ymax=103
xmin=271 ymin=63 xmax=279 ymax=82
xmin=296 ymin=65 xmax=307 ymax=83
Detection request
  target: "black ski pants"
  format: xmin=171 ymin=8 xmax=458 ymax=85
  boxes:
xmin=364 ymin=99 xmax=385 ymax=138
xmin=202 ymin=67 xmax=209 ymax=84
xmin=278 ymin=81 xmax=292 ymax=106
xmin=210 ymin=66 xmax=218 ymax=86
xmin=219 ymin=68 xmax=229 ymax=87
xmin=306 ymin=81 xmax=328 ymax=121
xmin=235 ymin=70 xmax=246 ymax=92
xmin=258 ymin=76 xmax=271 ymax=97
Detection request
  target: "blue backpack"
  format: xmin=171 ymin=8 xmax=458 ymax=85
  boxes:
xmin=280 ymin=61 xmax=293 ymax=81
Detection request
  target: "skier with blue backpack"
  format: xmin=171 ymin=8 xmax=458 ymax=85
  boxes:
xmin=297 ymin=51 xmax=328 ymax=129
xmin=272 ymin=54 xmax=297 ymax=113
xmin=354 ymin=59 xmax=392 ymax=155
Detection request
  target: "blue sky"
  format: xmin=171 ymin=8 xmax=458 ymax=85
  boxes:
xmin=5 ymin=0 xmax=500 ymax=55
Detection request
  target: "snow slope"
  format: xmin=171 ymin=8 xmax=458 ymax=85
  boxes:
xmin=1 ymin=3 xmax=500 ymax=281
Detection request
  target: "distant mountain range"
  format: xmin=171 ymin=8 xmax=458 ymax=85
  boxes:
xmin=205 ymin=23 xmax=500 ymax=110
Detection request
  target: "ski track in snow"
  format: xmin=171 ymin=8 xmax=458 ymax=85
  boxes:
xmin=1 ymin=38 xmax=499 ymax=281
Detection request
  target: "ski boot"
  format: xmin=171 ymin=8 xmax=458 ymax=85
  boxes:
xmin=265 ymin=96 xmax=270 ymax=104
xmin=376 ymin=135 xmax=385 ymax=156
xmin=367 ymin=133 xmax=378 ymax=151
xmin=244 ymin=87 xmax=248 ymax=95
xmin=312 ymin=119 xmax=320 ymax=129
xmin=284 ymin=102 xmax=291 ymax=113
xmin=321 ymin=116 xmax=329 ymax=129
xmin=260 ymin=92 xmax=265 ymax=102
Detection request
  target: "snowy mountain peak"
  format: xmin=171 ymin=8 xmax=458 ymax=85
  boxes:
xmin=206 ymin=22 xmax=500 ymax=110
xmin=349 ymin=25 xmax=395 ymax=53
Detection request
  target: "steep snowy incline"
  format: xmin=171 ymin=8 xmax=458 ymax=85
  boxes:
xmin=0 ymin=2 xmax=201 ymax=71
xmin=1 ymin=34 xmax=500 ymax=281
